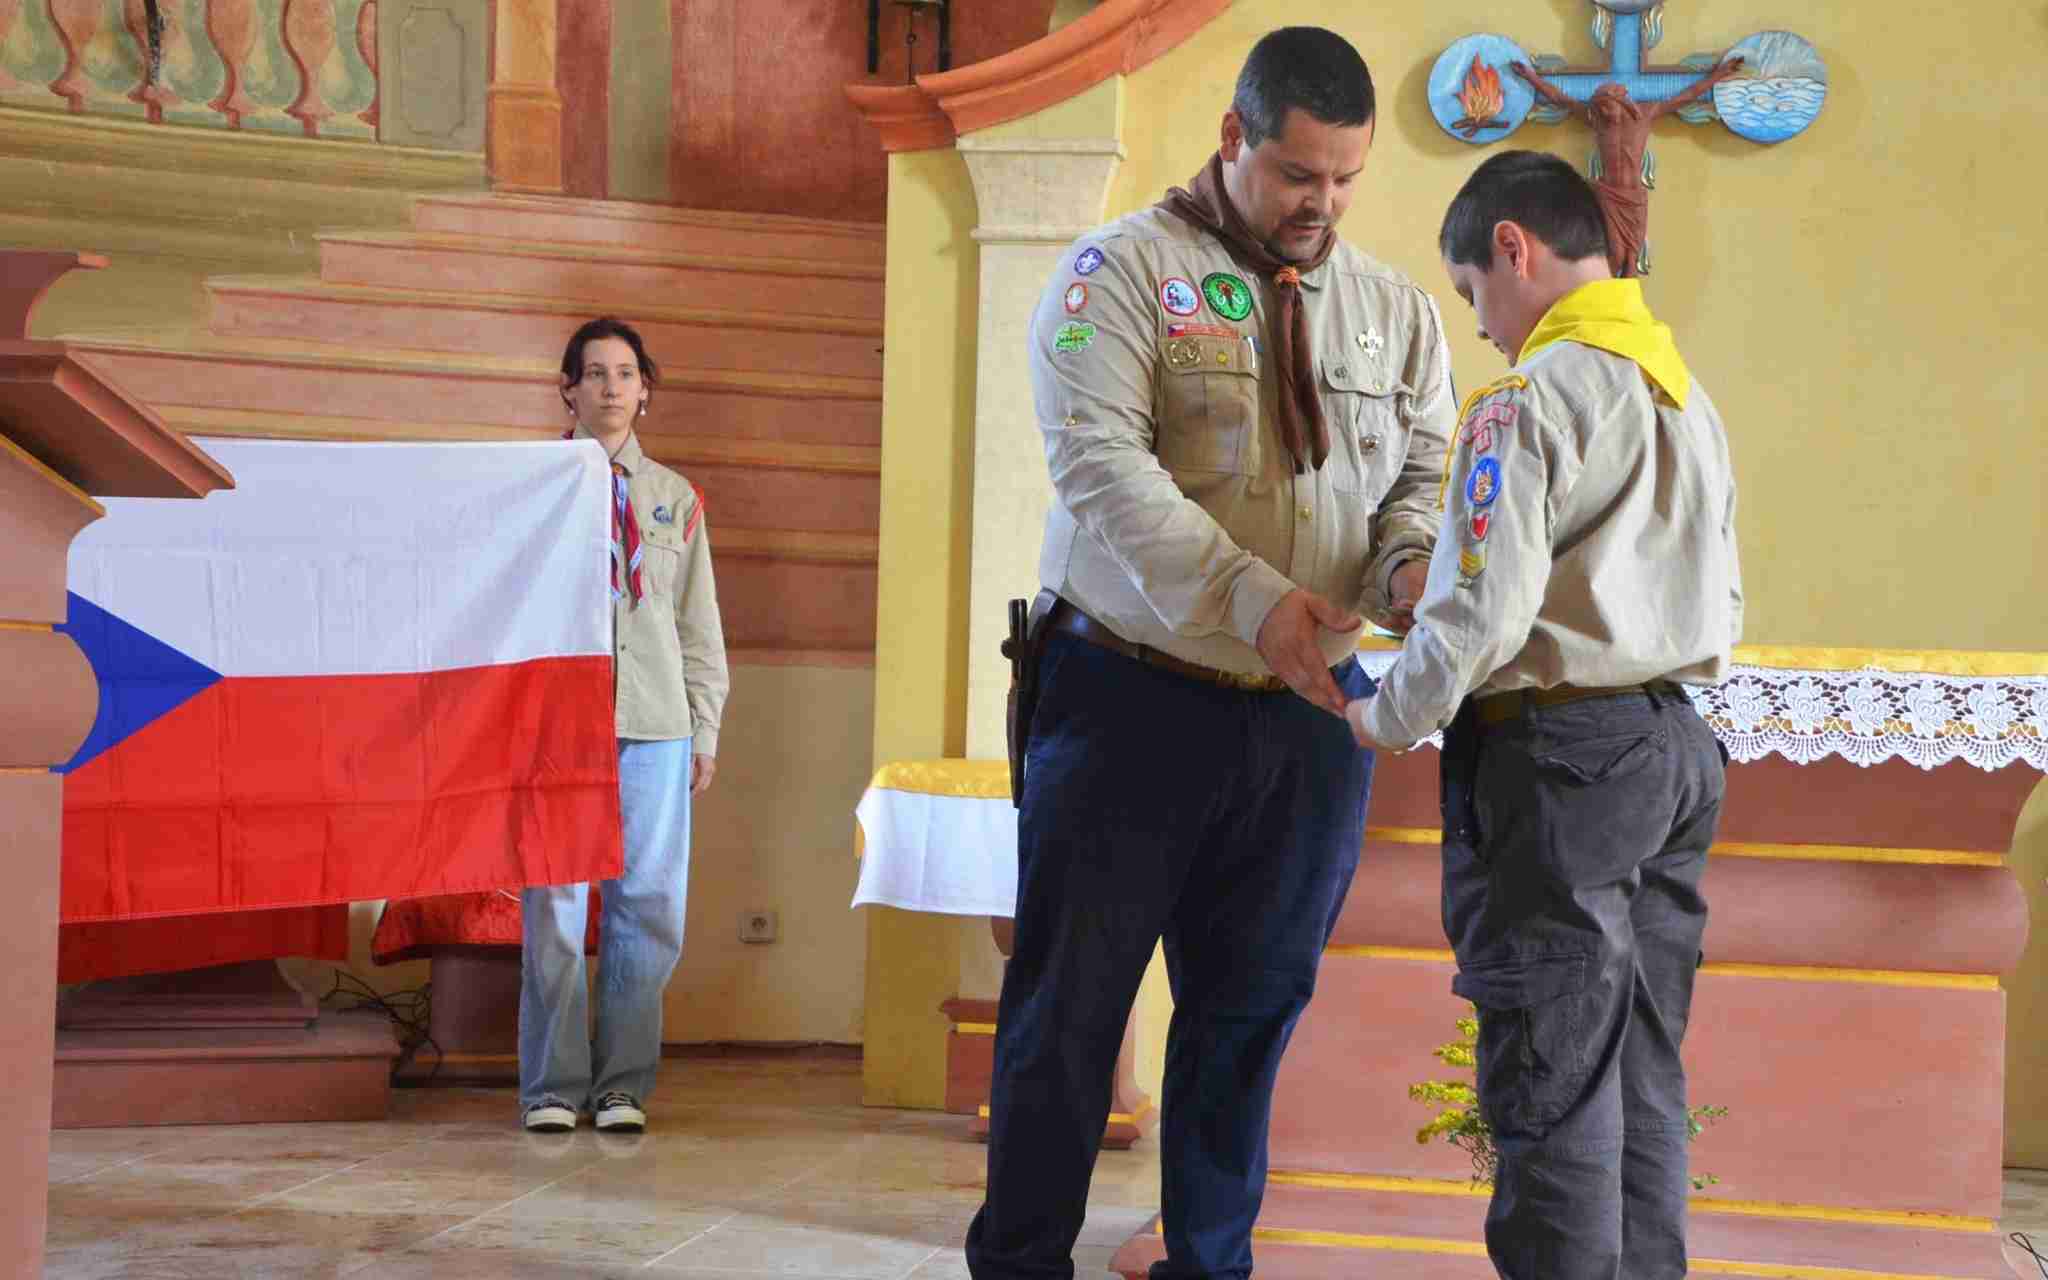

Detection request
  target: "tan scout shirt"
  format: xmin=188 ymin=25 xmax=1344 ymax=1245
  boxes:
xmin=1031 ymin=206 xmax=1456 ymax=676
xmin=1354 ymin=339 xmax=1743 ymax=750
xmin=579 ymin=428 xmax=730 ymax=754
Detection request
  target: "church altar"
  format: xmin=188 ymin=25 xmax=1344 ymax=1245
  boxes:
xmin=854 ymin=643 xmax=2045 ymax=1280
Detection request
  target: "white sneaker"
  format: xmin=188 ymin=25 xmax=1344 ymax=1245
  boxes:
xmin=523 ymin=1099 xmax=577 ymax=1133
xmin=593 ymin=1091 xmax=646 ymax=1133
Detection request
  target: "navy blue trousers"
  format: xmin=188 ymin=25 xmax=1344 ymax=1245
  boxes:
xmin=965 ymin=631 xmax=1376 ymax=1280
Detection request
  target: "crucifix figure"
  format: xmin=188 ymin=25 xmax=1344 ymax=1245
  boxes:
xmin=1428 ymin=4 xmax=1828 ymax=277
xmin=1513 ymin=57 xmax=1743 ymax=278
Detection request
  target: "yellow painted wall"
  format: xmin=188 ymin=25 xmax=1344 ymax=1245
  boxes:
xmin=860 ymin=144 xmax=989 ymax=1106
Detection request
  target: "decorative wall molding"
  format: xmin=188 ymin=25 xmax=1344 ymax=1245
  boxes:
xmin=845 ymin=0 xmax=1231 ymax=152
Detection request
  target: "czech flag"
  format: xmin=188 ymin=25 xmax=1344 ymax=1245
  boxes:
xmin=55 ymin=439 xmax=624 ymax=982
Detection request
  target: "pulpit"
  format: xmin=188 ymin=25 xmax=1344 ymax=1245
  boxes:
xmin=0 ymin=249 xmax=232 ymax=1279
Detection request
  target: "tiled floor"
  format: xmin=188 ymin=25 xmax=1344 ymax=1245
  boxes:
xmin=42 ymin=1054 xmax=1156 ymax=1279
xmin=42 ymin=1056 xmax=2048 ymax=1278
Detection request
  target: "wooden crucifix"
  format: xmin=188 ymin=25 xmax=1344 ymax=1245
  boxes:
xmin=1428 ymin=3 xmax=1828 ymax=276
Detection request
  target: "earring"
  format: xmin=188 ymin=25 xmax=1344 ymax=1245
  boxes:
xmin=638 ymin=404 xmax=647 ymax=417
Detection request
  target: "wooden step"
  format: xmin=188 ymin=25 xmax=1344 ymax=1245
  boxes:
xmin=317 ymin=231 xmax=886 ymax=321
xmin=63 ymin=331 xmax=881 ymax=446
xmin=205 ymin=276 xmax=885 ymax=380
xmin=150 ymin=407 xmax=882 ymax=540
xmin=411 ymin=193 xmax=886 ymax=266
xmin=53 ymin=1010 xmax=396 ymax=1128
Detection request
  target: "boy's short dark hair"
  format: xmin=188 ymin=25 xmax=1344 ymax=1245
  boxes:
xmin=1439 ymin=150 xmax=1609 ymax=268
xmin=1233 ymin=27 xmax=1375 ymax=149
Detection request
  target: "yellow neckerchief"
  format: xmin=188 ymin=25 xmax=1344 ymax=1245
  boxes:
xmin=1517 ymin=277 xmax=1690 ymax=409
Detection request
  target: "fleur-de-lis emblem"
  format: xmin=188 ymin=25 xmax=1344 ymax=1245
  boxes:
xmin=1359 ymin=330 xmax=1384 ymax=359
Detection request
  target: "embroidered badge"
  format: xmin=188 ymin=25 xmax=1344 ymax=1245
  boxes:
xmin=1458 ymin=547 xmax=1486 ymax=585
xmin=1460 ymin=401 xmax=1517 ymax=455
xmin=1469 ymin=510 xmax=1492 ymax=542
xmin=1167 ymin=322 xmax=1237 ymax=339
xmin=1466 ymin=457 xmax=1502 ymax=508
xmin=1201 ymin=272 xmax=1253 ymax=321
xmin=652 ymin=504 xmax=675 ymax=525
xmin=1074 ymin=246 xmax=1105 ymax=276
xmin=1054 ymin=321 xmax=1097 ymax=354
xmin=1358 ymin=329 xmax=1384 ymax=359
xmin=1159 ymin=276 xmax=1200 ymax=317
xmin=1063 ymin=283 xmax=1088 ymax=315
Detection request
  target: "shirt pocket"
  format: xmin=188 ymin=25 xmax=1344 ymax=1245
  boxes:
xmin=639 ymin=525 xmax=689 ymax=599
xmin=1154 ymin=334 xmax=1258 ymax=476
xmin=1321 ymin=357 xmax=1410 ymax=498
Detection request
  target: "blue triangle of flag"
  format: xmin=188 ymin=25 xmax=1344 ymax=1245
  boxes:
xmin=54 ymin=591 xmax=222 ymax=775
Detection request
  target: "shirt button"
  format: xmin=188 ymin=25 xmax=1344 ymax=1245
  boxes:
xmin=1362 ymin=435 xmax=1380 ymax=455
xmin=1333 ymin=365 xmax=1350 ymax=379
xmin=1296 ymin=504 xmax=1312 ymax=521
xmin=1063 ymin=415 xmax=1078 ymax=427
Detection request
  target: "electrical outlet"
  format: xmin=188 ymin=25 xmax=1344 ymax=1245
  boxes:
xmin=738 ymin=909 xmax=779 ymax=944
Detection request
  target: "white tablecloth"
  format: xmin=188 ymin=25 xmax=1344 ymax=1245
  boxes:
xmin=853 ymin=774 xmax=1019 ymax=916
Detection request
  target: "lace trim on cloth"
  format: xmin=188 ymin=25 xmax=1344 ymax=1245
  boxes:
xmin=1688 ymin=665 xmax=2048 ymax=771
xmin=1355 ymin=654 xmax=2048 ymax=772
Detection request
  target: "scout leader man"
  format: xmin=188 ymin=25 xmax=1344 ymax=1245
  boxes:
xmin=965 ymin=26 xmax=1456 ymax=1280
xmin=1348 ymin=150 xmax=1742 ymax=1280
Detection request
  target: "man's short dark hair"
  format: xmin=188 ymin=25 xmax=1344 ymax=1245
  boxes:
xmin=1232 ymin=27 xmax=1375 ymax=149
xmin=1439 ymin=150 xmax=1609 ymax=268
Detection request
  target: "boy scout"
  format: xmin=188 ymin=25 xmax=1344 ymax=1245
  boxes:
xmin=965 ymin=26 xmax=1456 ymax=1280
xmin=1348 ymin=150 xmax=1742 ymax=1279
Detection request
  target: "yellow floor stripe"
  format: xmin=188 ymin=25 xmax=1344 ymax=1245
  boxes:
xmin=1366 ymin=826 xmax=2000 ymax=867
xmin=0 ymin=619 xmax=54 ymax=631
xmin=975 ymin=1105 xmax=1137 ymax=1125
xmin=1269 ymin=1170 xmax=1486 ymax=1198
xmin=1323 ymin=946 xmax=1996 ymax=990
xmin=953 ymin=1022 xmax=996 ymax=1035
xmin=1266 ymin=1171 xmax=1993 ymax=1233
xmin=1178 ymin=1223 xmax=1980 ymax=1278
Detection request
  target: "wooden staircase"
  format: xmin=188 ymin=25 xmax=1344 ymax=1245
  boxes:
xmin=59 ymin=193 xmax=885 ymax=663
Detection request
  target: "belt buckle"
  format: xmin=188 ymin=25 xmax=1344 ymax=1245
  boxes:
xmin=1222 ymin=668 xmax=1277 ymax=692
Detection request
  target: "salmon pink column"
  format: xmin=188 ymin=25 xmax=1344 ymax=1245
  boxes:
xmin=488 ymin=0 xmax=563 ymax=193
xmin=0 ymin=250 xmax=229 ymax=1280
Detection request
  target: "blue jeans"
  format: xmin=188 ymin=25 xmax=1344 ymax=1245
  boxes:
xmin=965 ymin=632 xmax=1376 ymax=1280
xmin=519 ymin=735 xmax=693 ymax=1110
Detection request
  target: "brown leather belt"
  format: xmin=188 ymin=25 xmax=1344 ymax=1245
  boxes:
xmin=1045 ymin=598 xmax=1291 ymax=693
xmin=1474 ymin=681 xmax=1678 ymax=725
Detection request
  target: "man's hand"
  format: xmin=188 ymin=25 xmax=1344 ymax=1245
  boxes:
xmin=1380 ymin=560 xmax=1429 ymax=636
xmin=1256 ymin=588 xmax=1362 ymax=717
xmin=691 ymin=754 xmax=717 ymax=795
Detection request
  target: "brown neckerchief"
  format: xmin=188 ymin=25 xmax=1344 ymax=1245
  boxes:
xmin=1159 ymin=151 xmax=1336 ymax=473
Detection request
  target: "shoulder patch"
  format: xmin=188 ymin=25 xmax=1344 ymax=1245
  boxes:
xmin=1437 ymin=373 xmax=1529 ymax=510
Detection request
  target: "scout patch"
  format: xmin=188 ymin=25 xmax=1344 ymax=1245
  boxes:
xmin=1063 ymin=283 xmax=1088 ymax=315
xmin=1438 ymin=373 xmax=1528 ymax=511
xmin=1461 ymin=401 xmax=1517 ymax=455
xmin=1201 ymin=272 xmax=1253 ymax=322
xmin=1167 ymin=322 xmax=1237 ymax=340
xmin=1469 ymin=510 xmax=1492 ymax=542
xmin=1458 ymin=547 xmax=1486 ymax=585
xmin=1466 ymin=457 xmax=1502 ymax=508
xmin=1357 ymin=329 xmax=1384 ymax=359
xmin=1054 ymin=321 xmax=1097 ymax=354
xmin=1074 ymin=246 xmax=1105 ymax=275
xmin=1159 ymin=276 xmax=1200 ymax=317
xmin=652 ymin=504 xmax=675 ymax=525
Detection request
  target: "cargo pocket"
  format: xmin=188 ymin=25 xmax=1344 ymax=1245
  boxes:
xmin=1533 ymin=730 xmax=1665 ymax=786
xmin=1320 ymin=357 xmax=1410 ymax=498
xmin=1451 ymin=951 xmax=1592 ymax=1137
